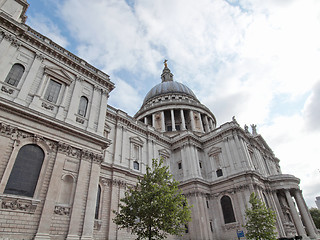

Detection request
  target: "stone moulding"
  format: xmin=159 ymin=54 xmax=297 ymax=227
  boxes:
xmin=0 ymin=195 xmax=40 ymax=214
xmin=1 ymin=85 xmax=14 ymax=94
xmin=54 ymin=205 xmax=71 ymax=216
xmin=41 ymin=102 xmax=54 ymax=111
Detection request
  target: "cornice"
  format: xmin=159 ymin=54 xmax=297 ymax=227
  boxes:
xmin=0 ymin=16 xmax=115 ymax=92
xmin=0 ymin=97 xmax=110 ymax=149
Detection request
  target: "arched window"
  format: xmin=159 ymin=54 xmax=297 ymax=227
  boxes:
xmin=133 ymin=161 xmax=139 ymax=170
xmin=5 ymin=63 xmax=25 ymax=87
xmin=58 ymin=175 xmax=74 ymax=204
xmin=78 ymin=96 xmax=88 ymax=117
xmin=95 ymin=185 xmax=101 ymax=219
xmin=221 ymin=195 xmax=236 ymax=224
xmin=4 ymin=144 xmax=44 ymax=197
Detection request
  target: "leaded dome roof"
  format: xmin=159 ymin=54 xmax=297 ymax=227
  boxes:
xmin=142 ymin=63 xmax=198 ymax=104
xmin=143 ymin=81 xmax=198 ymax=104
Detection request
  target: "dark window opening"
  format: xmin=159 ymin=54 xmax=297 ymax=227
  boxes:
xmin=178 ymin=162 xmax=182 ymax=169
xmin=167 ymin=126 xmax=172 ymax=131
xmin=4 ymin=144 xmax=44 ymax=197
xmin=134 ymin=161 xmax=139 ymax=170
xmin=199 ymin=162 xmax=202 ymax=168
xmin=5 ymin=63 xmax=25 ymax=87
xmin=206 ymin=200 xmax=209 ymax=208
xmin=95 ymin=185 xmax=101 ymax=219
xmin=221 ymin=195 xmax=236 ymax=224
xmin=44 ymin=80 xmax=61 ymax=103
xmin=210 ymin=221 xmax=213 ymax=232
xmin=78 ymin=96 xmax=88 ymax=117
xmin=175 ymin=125 xmax=180 ymax=131
xmin=216 ymin=169 xmax=223 ymax=177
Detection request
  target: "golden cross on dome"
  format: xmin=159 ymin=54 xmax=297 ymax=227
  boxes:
xmin=164 ymin=59 xmax=168 ymax=68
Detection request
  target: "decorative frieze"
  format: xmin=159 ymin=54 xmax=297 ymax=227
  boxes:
xmin=58 ymin=142 xmax=103 ymax=163
xmin=76 ymin=117 xmax=85 ymax=124
xmin=41 ymin=102 xmax=54 ymax=110
xmin=102 ymin=179 xmax=127 ymax=188
xmin=0 ymin=122 xmax=18 ymax=136
xmin=54 ymin=205 xmax=71 ymax=216
xmin=0 ymin=195 xmax=39 ymax=214
xmin=1 ymin=86 xmax=14 ymax=94
xmin=58 ymin=142 xmax=81 ymax=158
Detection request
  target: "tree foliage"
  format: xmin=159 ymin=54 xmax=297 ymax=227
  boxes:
xmin=309 ymin=207 xmax=320 ymax=229
xmin=244 ymin=192 xmax=277 ymax=240
xmin=113 ymin=158 xmax=192 ymax=240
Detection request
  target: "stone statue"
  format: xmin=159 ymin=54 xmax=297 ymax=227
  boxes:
xmin=251 ymin=124 xmax=257 ymax=135
xmin=244 ymin=124 xmax=249 ymax=133
xmin=164 ymin=59 xmax=168 ymax=68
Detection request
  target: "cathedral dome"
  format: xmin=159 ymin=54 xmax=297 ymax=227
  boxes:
xmin=143 ymin=81 xmax=198 ymax=104
xmin=135 ymin=61 xmax=217 ymax=134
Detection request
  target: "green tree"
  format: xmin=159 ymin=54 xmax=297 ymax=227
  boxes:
xmin=309 ymin=207 xmax=320 ymax=229
xmin=244 ymin=192 xmax=277 ymax=240
xmin=113 ymin=158 xmax=192 ymax=240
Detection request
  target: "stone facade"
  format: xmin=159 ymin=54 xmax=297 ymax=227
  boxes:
xmin=0 ymin=1 xmax=319 ymax=240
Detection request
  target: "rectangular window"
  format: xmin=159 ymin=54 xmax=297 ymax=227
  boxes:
xmin=167 ymin=126 xmax=172 ymax=131
xmin=175 ymin=125 xmax=180 ymax=131
xmin=210 ymin=221 xmax=213 ymax=232
xmin=44 ymin=80 xmax=62 ymax=103
xmin=178 ymin=162 xmax=182 ymax=169
xmin=216 ymin=169 xmax=223 ymax=177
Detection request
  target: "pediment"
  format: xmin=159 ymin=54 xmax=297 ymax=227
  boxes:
xmin=129 ymin=136 xmax=144 ymax=146
xmin=208 ymin=146 xmax=221 ymax=156
xmin=44 ymin=66 xmax=73 ymax=85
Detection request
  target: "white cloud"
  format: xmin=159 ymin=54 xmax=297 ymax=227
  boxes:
xmin=27 ymin=14 xmax=69 ymax=48
xmin=46 ymin=0 xmax=320 ymax=206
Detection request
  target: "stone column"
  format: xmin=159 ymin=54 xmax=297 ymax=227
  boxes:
xmin=107 ymin=181 xmax=120 ymax=239
xmin=67 ymin=158 xmax=91 ymax=240
xmin=272 ymin=191 xmax=286 ymax=237
xmin=161 ymin=111 xmax=165 ymax=132
xmin=15 ymin=53 xmax=44 ymax=105
xmin=81 ymin=161 xmax=101 ymax=240
xmin=284 ymin=189 xmax=307 ymax=238
xmin=189 ymin=110 xmax=195 ymax=131
xmin=87 ymin=86 xmax=101 ymax=132
xmin=66 ymin=77 xmax=83 ymax=124
xmin=0 ymin=34 xmax=20 ymax=81
xmin=198 ymin=112 xmax=204 ymax=133
xmin=144 ymin=117 xmax=147 ymax=124
xmin=209 ymin=119 xmax=215 ymax=130
xmin=56 ymin=84 xmax=70 ymax=120
xmin=171 ymin=109 xmax=176 ymax=131
xmin=293 ymin=190 xmax=317 ymax=238
xmin=97 ymin=90 xmax=109 ymax=135
xmin=204 ymin=115 xmax=210 ymax=132
xmin=180 ymin=109 xmax=186 ymax=130
xmin=34 ymin=150 xmax=66 ymax=240
xmin=152 ymin=113 xmax=155 ymax=128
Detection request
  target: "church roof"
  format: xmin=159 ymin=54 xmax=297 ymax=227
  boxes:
xmin=142 ymin=62 xmax=198 ymax=104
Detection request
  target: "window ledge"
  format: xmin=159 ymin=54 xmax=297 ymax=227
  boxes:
xmin=1 ymin=82 xmax=18 ymax=95
xmin=94 ymin=219 xmax=102 ymax=230
xmin=223 ymin=222 xmax=239 ymax=231
xmin=0 ymin=194 xmax=41 ymax=214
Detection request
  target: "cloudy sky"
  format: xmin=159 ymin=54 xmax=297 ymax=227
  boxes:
xmin=26 ymin=0 xmax=320 ymax=207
